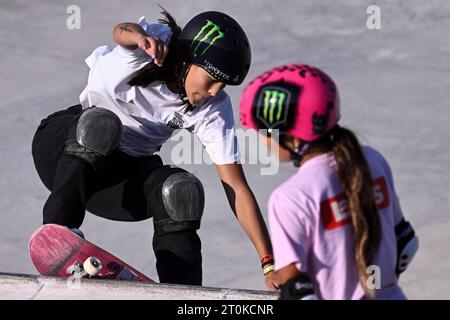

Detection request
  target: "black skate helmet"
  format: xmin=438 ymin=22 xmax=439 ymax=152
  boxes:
xmin=178 ymin=11 xmax=251 ymax=85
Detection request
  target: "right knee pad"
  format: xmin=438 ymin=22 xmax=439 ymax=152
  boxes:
xmin=144 ymin=166 xmax=205 ymax=235
xmin=64 ymin=107 xmax=122 ymax=168
xmin=76 ymin=107 xmax=122 ymax=155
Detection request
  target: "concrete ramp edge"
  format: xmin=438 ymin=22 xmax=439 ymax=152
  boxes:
xmin=0 ymin=272 xmax=277 ymax=300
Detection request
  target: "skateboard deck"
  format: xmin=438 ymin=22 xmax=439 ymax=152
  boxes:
xmin=29 ymin=224 xmax=154 ymax=283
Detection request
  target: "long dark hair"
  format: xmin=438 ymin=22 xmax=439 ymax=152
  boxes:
xmin=303 ymin=125 xmax=382 ymax=297
xmin=127 ymin=7 xmax=184 ymax=87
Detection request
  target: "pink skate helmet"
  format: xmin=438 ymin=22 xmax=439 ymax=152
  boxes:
xmin=240 ymin=64 xmax=340 ymax=142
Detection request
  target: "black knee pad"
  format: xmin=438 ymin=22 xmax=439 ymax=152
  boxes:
xmin=64 ymin=107 xmax=122 ymax=168
xmin=144 ymin=166 xmax=205 ymax=235
xmin=76 ymin=107 xmax=122 ymax=155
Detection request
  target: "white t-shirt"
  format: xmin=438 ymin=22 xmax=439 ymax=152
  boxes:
xmin=79 ymin=17 xmax=239 ymax=165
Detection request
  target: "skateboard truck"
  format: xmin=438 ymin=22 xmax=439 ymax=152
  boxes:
xmin=66 ymin=257 xmax=103 ymax=278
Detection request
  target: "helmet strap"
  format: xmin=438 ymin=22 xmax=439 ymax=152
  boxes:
xmin=292 ymin=143 xmax=310 ymax=167
xmin=278 ymin=138 xmax=310 ymax=168
xmin=288 ymin=128 xmax=338 ymax=167
xmin=290 ymin=150 xmax=302 ymax=168
xmin=176 ymin=63 xmax=195 ymax=111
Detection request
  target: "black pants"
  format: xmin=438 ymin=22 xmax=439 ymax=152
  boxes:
xmin=31 ymin=105 xmax=202 ymax=285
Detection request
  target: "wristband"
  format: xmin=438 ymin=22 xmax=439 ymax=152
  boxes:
xmin=260 ymin=254 xmax=274 ymax=263
xmin=263 ymin=265 xmax=275 ymax=275
xmin=261 ymin=259 xmax=274 ymax=269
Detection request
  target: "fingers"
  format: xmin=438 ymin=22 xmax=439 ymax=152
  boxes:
xmin=265 ymin=273 xmax=280 ymax=292
xmin=266 ymin=282 xmax=279 ymax=292
xmin=145 ymin=36 xmax=158 ymax=60
xmin=155 ymin=41 xmax=167 ymax=66
xmin=270 ymin=280 xmax=280 ymax=291
xmin=136 ymin=34 xmax=148 ymax=51
xmin=161 ymin=42 xmax=169 ymax=64
xmin=143 ymin=36 xmax=169 ymax=67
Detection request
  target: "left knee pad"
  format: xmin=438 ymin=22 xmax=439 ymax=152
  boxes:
xmin=144 ymin=166 xmax=205 ymax=234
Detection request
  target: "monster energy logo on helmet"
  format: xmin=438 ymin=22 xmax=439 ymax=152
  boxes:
xmin=255 ymin=86 xmax=292 ymax=128
xmin=180 ymin=11 xmax=251 ymax=85
xmin=191 ymin=20 xmax=225 ymax=56
xmin=189 ymin=19 xmax=231 ymax=81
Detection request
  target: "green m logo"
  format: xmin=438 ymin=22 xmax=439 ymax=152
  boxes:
xmin=256 ymin=87 xmax=291 ymax=127
xmin=191 ymin=20 xmax=225 ymax=56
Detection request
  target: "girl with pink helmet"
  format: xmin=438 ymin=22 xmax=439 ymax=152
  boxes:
xmin=240 ymin=64 xmax=419 ymax=299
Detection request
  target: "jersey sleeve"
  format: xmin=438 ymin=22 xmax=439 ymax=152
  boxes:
xmin=268 ymin=188 xmax=312 ymax=273
xmin=137 ymin=16 xmax=172 ymax=44
xmin=196 ymin=92 xmax=240 ymax=165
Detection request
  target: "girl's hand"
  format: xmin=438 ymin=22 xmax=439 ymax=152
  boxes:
xmin=135 ymin=34 xmax=169 ymax=67
xmin=264 ymin=271 xmax=279 ymax=292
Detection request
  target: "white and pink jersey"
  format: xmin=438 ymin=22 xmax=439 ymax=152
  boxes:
xmin=268 ymin=145 xmax=407 ymax=300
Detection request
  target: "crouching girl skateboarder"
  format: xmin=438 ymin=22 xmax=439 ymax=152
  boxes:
xmin=239 ymin=64 xmax=419 ymax=299
xmin=32 ymin=8 xmax=278 ymax=290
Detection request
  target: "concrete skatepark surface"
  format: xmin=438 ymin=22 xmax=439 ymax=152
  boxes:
xmin=0 ymin=0 xmax=449 ymax=299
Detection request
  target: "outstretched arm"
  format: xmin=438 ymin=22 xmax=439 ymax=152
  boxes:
xmin=215 ymin=163 xmax=278 ymax=291
xmin=112 ymin=22 xmax=168 ymax=66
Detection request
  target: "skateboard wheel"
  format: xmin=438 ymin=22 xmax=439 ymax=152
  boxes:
xmin=83 ymin=257 xmax=103 ymax=276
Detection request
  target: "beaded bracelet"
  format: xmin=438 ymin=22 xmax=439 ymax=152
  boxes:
xmin=261 ymin=259 xmax=274 ymax=269
xmin=260 ymin=254 xmax=274 ymax=264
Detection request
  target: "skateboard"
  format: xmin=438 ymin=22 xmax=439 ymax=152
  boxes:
xmin=29 ymin=224 xmax=154 ymax=283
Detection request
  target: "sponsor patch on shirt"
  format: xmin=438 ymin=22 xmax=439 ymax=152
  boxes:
xmin=320 ymin=176 xmax=390 ymax=230
xmin=167 ymin=112 xmax=184 ymax=129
